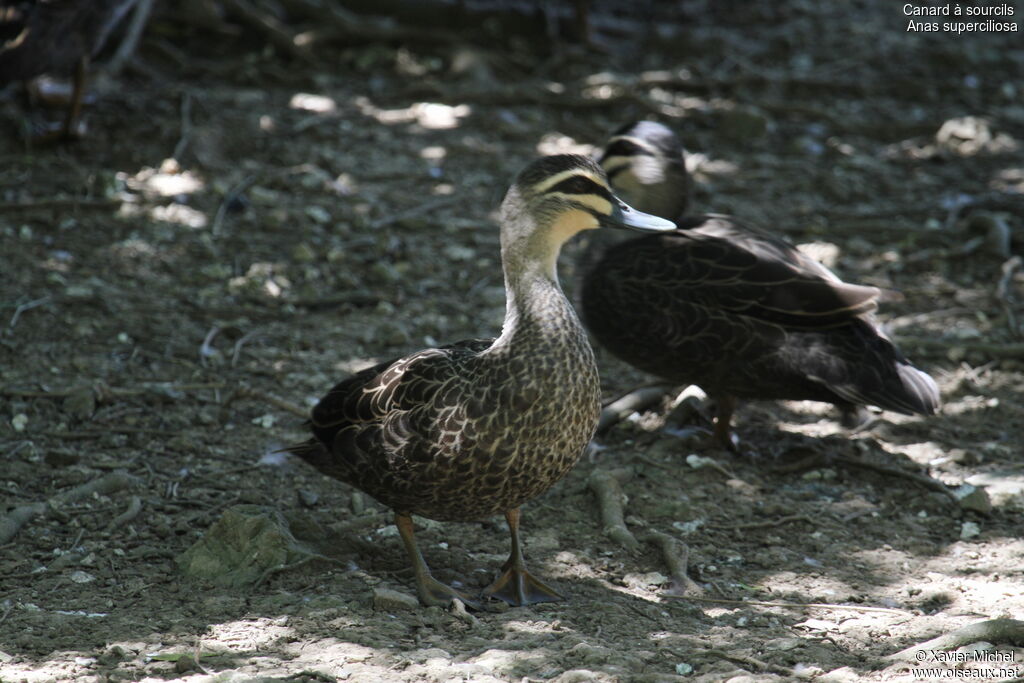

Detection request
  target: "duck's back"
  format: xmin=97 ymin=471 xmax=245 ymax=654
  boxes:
xmin=581 ymin=216 xmax=939 ymax=416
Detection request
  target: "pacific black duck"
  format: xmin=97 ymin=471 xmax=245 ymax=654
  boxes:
xmin=581 ymin=121 xmax=940 ymax=447
xmin=0 ymin=0 xmax=138 ymax=140
xmin=288 ymin=154 xmax=674 ymax=608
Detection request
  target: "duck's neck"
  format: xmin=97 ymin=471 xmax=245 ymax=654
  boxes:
xmin=493 ymin=233 xmax=582 ymax=351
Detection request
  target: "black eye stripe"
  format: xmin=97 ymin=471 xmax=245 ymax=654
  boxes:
xmin=548 ymin=175 xmax=614 ymax=202
xmin=600 ymin=139 xmax=654 ymax=161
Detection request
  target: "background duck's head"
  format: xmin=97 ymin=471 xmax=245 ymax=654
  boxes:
xmin=598 ymin=121 xmax=692 ymax=221
xmin=499 ymin=154 xmax=674 ymax=275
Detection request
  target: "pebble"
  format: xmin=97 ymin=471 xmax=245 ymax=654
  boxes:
xmin=960 ymin=521 xmax=982 ymax=539
xmin=372 ymin=587 xmax=419 ymax=611
xmin=953 ymin=484 xmax=992 ymax=514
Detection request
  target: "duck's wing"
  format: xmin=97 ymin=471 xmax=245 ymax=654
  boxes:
xmin=287 ymin=339 xmax=493 ymax=468
xmin=652 ymin=215 xmax=881 ymax=329
xmin=309 ymin=338 xmax=493 ymax=430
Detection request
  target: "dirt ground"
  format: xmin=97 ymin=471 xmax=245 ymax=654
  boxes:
xmin=2 ymin=2 xmax=1023 ymax=681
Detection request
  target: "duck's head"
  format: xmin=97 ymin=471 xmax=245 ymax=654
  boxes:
xmin=598 ymin=121 xmax=691 ymax=221
xmin=500 ymin=154 xmax=675 ymax=259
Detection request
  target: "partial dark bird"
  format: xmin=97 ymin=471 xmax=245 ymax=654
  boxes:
xmin=288 ymin=154 xmax=674 ymax=608
xmin=0 ymin=0 xmax=140 ymax=141
xmin=580 ymin=121 xmax=940 ymax=448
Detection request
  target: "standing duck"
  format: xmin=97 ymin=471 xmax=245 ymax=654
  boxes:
xmin=288 ymin=155 xmax=674 ymax=607
xmin=0 ymin=0 xmax=139 ymax=140
xmin=580 ymin=121 xmax=940 ymax=448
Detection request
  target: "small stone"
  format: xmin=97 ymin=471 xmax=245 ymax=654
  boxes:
xmin=291 ymin=243 xmax=317 ymax=263
xmin=819 ymin=667 xmax=860 ymax=683
xmin=69 ymin=570 xmax=96 ymax=584
xmin=966 ymin=471 xmax=1024 ymax=510
xmin=63 ymin=386 xmax=96 ymax=420
xmin=765 ymin=637 xmax=803 ymax=651
xmin=305 ymin=206 xmax=331 ymax=224
xmin=719 ymin=106 xmax=770 ymax=141
xmin=960 ymin=521 xmax=981 ymax=539
xmin=953 ymin=484 xmax=992 ymax=514
xmin=174 ymin=655 xmax=199 ymax=674
xmin=11 ymin=413 xmax=28 ymax=432
xmin=372 ymin=587 xmax=419 ymax=611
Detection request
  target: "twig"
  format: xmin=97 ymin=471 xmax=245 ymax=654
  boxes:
xmin=706 ymin=514 xmax=814 ymax=531
xmin=231 ymin=385 xmax=309 ymax=419
xmin=0 ymin=472 xmax=138 ymax=544
xmin=670 ymin=647 xmax=791 ymax=677
xmin=772 ymin=450 xmax=956 ymax=502
xmin=833 ymin=454 xmax=957 ymax=502
xmin=252 ymin=553 xmax=342 ymax=589
xmin=45 ymin=427 xmax=183 ymax=439
xmin=172 ymin=91 xmax=193 ymax=162
xmin=886 ymin=618 xmax=1024 ymax=661
xmin=587 ymin=469 xmax=639 ymax=552
xmin=0 ymin=198 xmax=121 ymax=212
xmin=643 ymin=530 xmax=702 ymax=597
xmin=898 ymin=338 xmax=1024 ymax=359
xmin=278 ymin=0 xmax=464 ymax=46
xmin=996 ymin=255 xmax=1022 ymax=339
xmin=105 ymin=0 xmax=155 ymax=77
xmin=1 ymin=382 xmax=225 ymax=400
xmin=231 ymin=329 xmax=266 ymax=367
xmin=330 ymin=512 xmax=392 ymax=535
xmin=104 ymin=496 xmax=142 ymax=532
xmin=221 ymin=0 xmax=315 ymax=62
xmin=211 ymin=175 xmax=257 ymax=236
xmin=663 ymin=594 xmax=910 ymax=615
xmin=597 ymin=385 xmax=673 ymax=434
xmin=9 ymin=296 xmax=53 ymax=328
xmin=369 ymin=195 xmax=461 ymax=230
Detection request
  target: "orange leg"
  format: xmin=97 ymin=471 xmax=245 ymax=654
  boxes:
xmin=394 ymin=513 xmax=478 ymax=608
xmin=481 ymin=508 xmax=562 ymax=606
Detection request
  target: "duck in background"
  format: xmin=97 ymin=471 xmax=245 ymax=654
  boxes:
xmin=0 ymin=0 xmax=141 ymax=141
xmin=580 ymin=121 xmax=940 ymax=449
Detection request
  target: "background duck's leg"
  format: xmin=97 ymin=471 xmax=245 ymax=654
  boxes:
xmin=33 ymin=56 xmax=88 ymax=144
xmin=60 ymin=56 xmax=89 ymax=140
xmin=481 ymin=508 xmax=562 ymax=606
xmin=713 ymin=395 xmax=740 ymax=451
xmin=394 ymin=513 xmax=478 ymax=608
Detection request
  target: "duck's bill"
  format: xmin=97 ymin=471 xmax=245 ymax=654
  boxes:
xmin=601 ymin=198 xmax=676 ymax=232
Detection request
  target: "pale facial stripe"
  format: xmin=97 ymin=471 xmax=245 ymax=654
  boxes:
xmin=533 ymin=168 xmax=608 ymax=195
xmin=547 ymin=191 xmax=613 ymax=216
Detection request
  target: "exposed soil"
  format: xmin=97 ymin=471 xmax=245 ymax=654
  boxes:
xmin=2 ymin=2 xmax=1023 ymax=682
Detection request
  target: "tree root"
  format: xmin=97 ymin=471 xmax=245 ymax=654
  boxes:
xmin=642 ymin=530 xmax=702 ymax=597
xmin=663 ymin=594 xmax=910 ymax=616
xmin=104 ymin=495 xmax=143 ymax=533
xmin=0 ymin=471 xmax=138 ymax=544
xmin=886 ymin=618 xmax=1024 ymax=661
xmin=596 ymin=385 xmax=673 ymax=434
xmin=586 ymin=468 xmax=639 ymax=552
